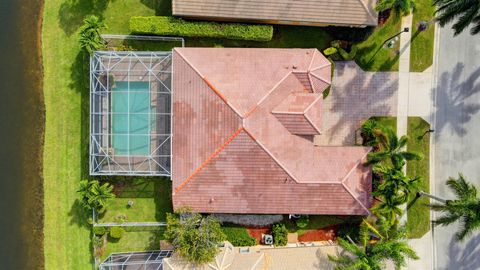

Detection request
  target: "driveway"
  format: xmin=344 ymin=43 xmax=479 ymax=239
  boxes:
xmin=316 ymin=61 xmax=398 ymax=146
xmin=432 ymin=24 xmax=480 ymax=270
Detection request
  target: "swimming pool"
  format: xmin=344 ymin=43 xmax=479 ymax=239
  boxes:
xmin=111 ymin=81 xmax=151 ymax=156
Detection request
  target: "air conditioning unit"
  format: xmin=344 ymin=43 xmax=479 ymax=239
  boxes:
xmin=262 ymin=234 xmax=273 ymax=245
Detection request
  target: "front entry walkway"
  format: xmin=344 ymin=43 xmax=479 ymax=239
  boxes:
xmin=315 ymin=61 xmax=398 ymax=146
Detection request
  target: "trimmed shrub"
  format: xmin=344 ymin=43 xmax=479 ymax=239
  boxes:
xmin=109 ymin=226 xmax=125 ymax=239
xmin=338 ymin=45 xmax=358 ymax=60
xmin=323 ymin=47 xmax=338 ymax=56
xmin=129 ymin=16 xmax=273 ymax=41
xmin=272 ymin=223 xmax=288 ymax=246
xmin=296 ymin=215 xmax=309 ymax=229
xmin=93 ymin=226 xmax=109 ymax=236
xmin=222 ymin=225 xmax=257 ymax=247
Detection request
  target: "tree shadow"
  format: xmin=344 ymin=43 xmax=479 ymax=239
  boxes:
xmin=140 ymin=0 xmax=172 ymax=16
xmin=432 ymin=63 xmax=480 ymax=136
xmin=444 ymin=233 xmax=480 ymax=270
xmin=321 ymin=61 xmax=398 ymax=145
xmin=58 ymin=0 xmax=113 ymax=36
xmin=68 ymin=199 xmax=91 ymax=228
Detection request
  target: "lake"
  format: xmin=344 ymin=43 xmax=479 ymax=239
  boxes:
xmin=0 ymin=0 xmax=44 ymax=269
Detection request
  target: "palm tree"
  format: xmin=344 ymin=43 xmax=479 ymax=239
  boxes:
xmin=77 ymin=180 xmax=115 ymax=212
xmin=79 ymin=15 xmax=107 ymax=54
xmin=374 ymin=164 xmax=422 ymax=203
xmin=376 ymin=0 xmax=415 ymax=16
xmin=371 ymin=194 xmax=404 ymax=227
xmin=329 ymin=219 xmax=418 ymax=269
xmin=433 ymin=0 xmax=480 ymax=36
xmin=427 ymin=174 xmax=480 ymax=241
xmin=365 ymin=128 xmax=423 ymax=170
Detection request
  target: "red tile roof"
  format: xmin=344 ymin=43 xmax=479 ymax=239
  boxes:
xmin=172 ymin=48 xmax=372 ymax=215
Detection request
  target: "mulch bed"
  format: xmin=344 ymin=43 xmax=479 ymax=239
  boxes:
xmin=247 ymin=227 xmax=270 ymax=243
xmin=297 ymin=225 xmax=338 ymax=242
xmin=378 ymin=10 xmax=392 ymax=26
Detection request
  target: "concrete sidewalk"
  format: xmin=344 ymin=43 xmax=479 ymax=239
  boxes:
xmin=396 ymin=12 xmax=436 ymax=270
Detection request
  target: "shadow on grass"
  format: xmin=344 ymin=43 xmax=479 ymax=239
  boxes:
xmin=58 ymin=0 xmax=112 ymax=35
xmin=69 ymin=199 xmax=91 ymax=228
xmin=140 ymin=0 xmax=172 ymax=16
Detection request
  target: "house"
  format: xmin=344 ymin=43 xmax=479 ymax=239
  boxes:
xmin=172 ymin=48 xmax=372 ymax=215
xmin=163 ymin=241 xmax=341 ymax=270
xmin=172 ymin=0 xmax=378 ymax=27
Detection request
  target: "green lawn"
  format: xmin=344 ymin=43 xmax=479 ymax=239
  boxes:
xmin=102 ymin=228 xmax=165 ymax=261
xmin=42 ymin=1 xmax=165 ymax=269
xmin=370 ymin=116 xmax=397 ymax=132
xmin=98 ymin=179 xmax=172 ymax=223
xmin=410 ymin=0 xmax=436 ymax=72
xmin=355 ymin=14 xmax=402 ymax=71
xmin=406 ymin=117 xmax=431 ymax=238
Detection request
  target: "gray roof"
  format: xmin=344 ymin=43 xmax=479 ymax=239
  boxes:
xmin=172 ymin=0 xmax=378 ymax=27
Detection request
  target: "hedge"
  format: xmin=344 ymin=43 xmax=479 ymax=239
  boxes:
xmin=272 ymin=223 xmax=288 ymax=246
xmin=129 ymin=16 xmax=273 ymax=42
xmin=222 ymin=225 xmax=257 ymax=247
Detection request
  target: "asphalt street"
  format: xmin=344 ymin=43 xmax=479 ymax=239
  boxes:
xmin=433 ymin=23 xmax=480 ymax=270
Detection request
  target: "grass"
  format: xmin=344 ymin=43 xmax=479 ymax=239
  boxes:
xmin=406 ymin=117 xmax=430 ymax=238
xmin=410 ymin=0 xmax=436 ymax=72
xmin=222 ymin=224 xmax=257 ymax=246
xmin=98 ymin=179 xmax=172 ymax=223
xmin=42 ymin=1 xmax=167 ymax=269
xmin=370 ymin=116 xmax=397 ymax=132
xmin=355 ymin=14 xmax=402 ymax=71
xmin=102 ymin=228 xmax=165 ymax=261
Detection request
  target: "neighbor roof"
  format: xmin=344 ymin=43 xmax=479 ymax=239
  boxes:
xmin=172 ymin=48 xmax=372 ymax=215
xmin=172 ymin=0 xmax=378 ymax=27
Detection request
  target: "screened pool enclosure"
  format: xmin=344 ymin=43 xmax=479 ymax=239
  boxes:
xmin=90 ymin=51 xmax=172 ymax=176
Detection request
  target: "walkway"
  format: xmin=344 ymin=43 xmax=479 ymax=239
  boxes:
xmin=397 ymin=12 xmax=436 ymax=270
xmin=316 ymin=61 xmax=398 ymax=146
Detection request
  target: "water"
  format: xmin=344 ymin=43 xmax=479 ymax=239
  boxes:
xmin=0 ymin=0 xmax=44 ymax=269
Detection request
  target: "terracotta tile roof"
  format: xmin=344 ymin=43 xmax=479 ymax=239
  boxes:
xmin=172 ymin=48 xmax=372 ymax=215
xmin=172 ymin=0 xmax=378 ymax=27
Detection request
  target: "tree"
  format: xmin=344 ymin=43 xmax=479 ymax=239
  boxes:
xmin=164 ymin=212 xmax=226 ymax=264
xmin=427 ymin=174 xmax=480 ymax=241
xmin=77 ymin=180 xmax=115 ymax=212
xmin=376 ymin=0 xmax=415 ymax=16
xmin=433 ymin=0 xmax=480 ymax=36
xmin=78 ymin=15 xmax=107 ymax=54
xmin=374 ymin=164 xmax=422 ymax=204
xmin=365 ymin=128 xmax=423 ymax=170
xmin=329 ymin=219 xmax=419 ymax=270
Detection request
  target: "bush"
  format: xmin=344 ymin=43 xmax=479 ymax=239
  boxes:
xmin=129 ymin=16 xmax=273 ymax=41
xmin=222 ymin=225 xmax=257 ymax=246
xmin=338 ymin=45 xmax=358 ymax=60
xmin=296 ymin=215 xmax=309 ymax=229
xmin=109 ymin=226 xmax=125 ymax=239
xmin=272 ymin=223 xmax=288 ymax=246
xmin=93 ymin=226 xmax=109 ymax=236
xmin=337 ymin=223 xmax=361 ymax=243
xmin=323 ymin=47 xmax=338 ymax=56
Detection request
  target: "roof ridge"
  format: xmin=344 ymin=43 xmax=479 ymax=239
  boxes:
xmin=307 ymin=49 xmax=318 ymax=71
xmin=310 ymin=62 xmax=332 ymax=73
xmin=174 ymin=49 xmax=244 ymax=118
xmin=244 ymin=71 xmax=293 ymax=119
xmin=341 ymin=182 xmax=371 ymax=215
xmin=243 ymin=127 xmax=300 ymax=183
xmin=173 ymin=127 xmax=244 ymax=195
xmin=356 ymin=0 xmax=379 ymax=24
xmin=309 ymin=72 xmax=331 ymax=88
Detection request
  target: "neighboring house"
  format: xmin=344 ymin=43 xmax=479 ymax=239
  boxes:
xmin=163 ymin=241 xmax=340 ymax=270
xmin=172 ymin=48 xmax=372 ymax=216
xmin=172 ymin=0 xmax=378 ymax=27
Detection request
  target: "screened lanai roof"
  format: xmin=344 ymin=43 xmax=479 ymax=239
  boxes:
xmin=99 ymin=250 xmax=173 ymax=270
xmin=90 ymin=51 xmax=172 ymax=176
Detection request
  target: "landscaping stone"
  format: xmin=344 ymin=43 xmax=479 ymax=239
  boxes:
xmin=212 ymin=214 xmax=283 ymax=226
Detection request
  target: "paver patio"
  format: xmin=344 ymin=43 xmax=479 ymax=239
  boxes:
xmin=315 ymin=61 xmax=399 ymax=146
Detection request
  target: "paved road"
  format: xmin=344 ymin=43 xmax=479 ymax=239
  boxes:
xmin=433 ymin=23 xmax=480 ymax=270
